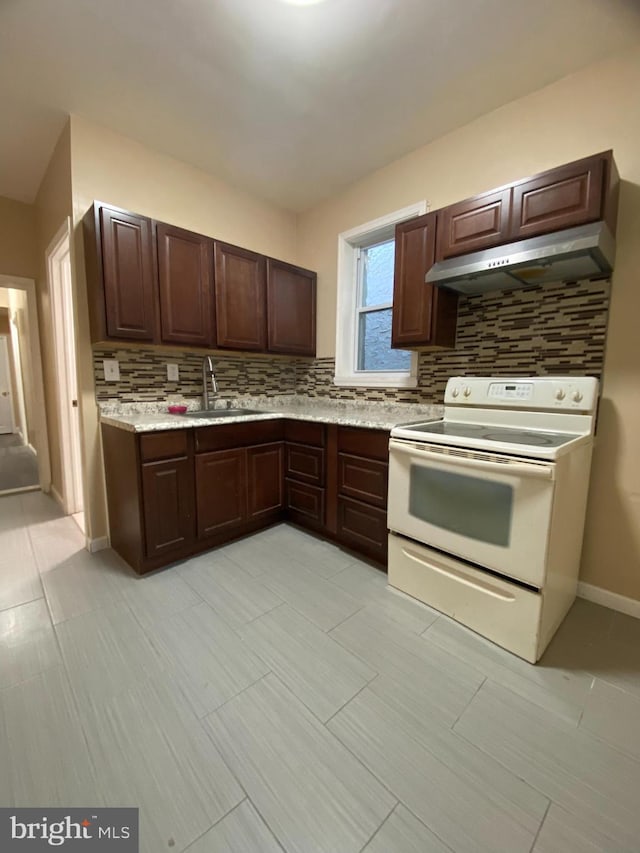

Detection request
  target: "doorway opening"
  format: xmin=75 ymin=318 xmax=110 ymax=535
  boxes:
xmin=46 ymin=219 xmax=85 ymax=531
xmin=0 ymin=275 xmax=51 ymax=499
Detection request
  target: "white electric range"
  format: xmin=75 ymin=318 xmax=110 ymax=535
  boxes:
xmin=387 ymin=376 xmax=599 ymax=663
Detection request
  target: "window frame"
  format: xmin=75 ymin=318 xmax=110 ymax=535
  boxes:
xmin=335 ymin=202 xmax=427 ymax=388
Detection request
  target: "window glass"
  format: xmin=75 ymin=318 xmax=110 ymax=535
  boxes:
xmin=361 ymin=239 xmax=395 ymax=307
xmin=358 ymin=310 xmax=411 ymax=371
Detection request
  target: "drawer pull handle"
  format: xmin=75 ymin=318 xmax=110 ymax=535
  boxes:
xmin=402 ymin=545 xmax=516 ymax=601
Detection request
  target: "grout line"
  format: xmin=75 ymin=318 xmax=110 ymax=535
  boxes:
xmin=323 ymin=676 xmax=378 ymax=727
xmin=528 ymin=799 xmax=551 ymax=853
xmin=450 ymin=676 xmax=487 ymax=730
xmin=354 ymin=800 xmax=400 ymax=853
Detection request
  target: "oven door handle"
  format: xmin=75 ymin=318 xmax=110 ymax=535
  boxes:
xmin=389 ymin=440 xmax=555 ymax=480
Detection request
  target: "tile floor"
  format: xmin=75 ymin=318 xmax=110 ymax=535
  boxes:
xmin=1 ymin=490 xmax=640 ymax=852
xmin=0 ymin=433 xmax=39 ymax=493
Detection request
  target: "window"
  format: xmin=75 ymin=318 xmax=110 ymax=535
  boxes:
xmin=335 ymin=202 xmax=426 ymax=388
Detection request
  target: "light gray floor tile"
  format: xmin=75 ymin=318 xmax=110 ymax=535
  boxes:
xmin=123 ymin=568 xmax=201 ymax=629
xmin=454 ymin=680 xmax=640 ymax=849
xmin=259 ymin=561 xmax=362 ymax=631
xmin=328 ymin=687 xmax=537 ymax=853
xmin=239 ymin=603 xmax=376 ymax=722
xmin=0 ymin=598 xmax=60 ymax=688
xmin=363 ymin=677 xmax=548 ymax=834
xmin=19 ymin=490 xmax=63 ymax=525
xmin=0 ymin=525 xmax=42 ymax=611
xmin=146 ymin=601 xmax=269 ymax=717
xmin=55 ymin=601 xmax=165 ymax=716
xmin=423 ymin=616 xmax=593 ymax=724
xmin=330 ymin=607 xmax=483 ymax=725
xmin=29 ymin=515 xmax=87 ymax=574
xmin=205 ymin=674 xmax=396 ymax=853
xmin=0 ymin=493 xmax=28 ymax=530
xmin=180 ymin=552 xmax=282 ymax=628
xmin=533 ymin=803 xmax=638 ymax=853
xmin=43 ymin=549 xmax=134 ymax=624
xmin=548 ymin=597 xmax=615 ymax=648
xmin=0 ymin=666 xmax=102 ymax=807
xmin=268 ymin=525 xmax=355 ymax=578
xmin=579 ymin=678 xmax=640 ymax=758
xmin=330 ymin=560 xmax=440 ymax=634
xmin=363 ymin=804 xmax=452 ymax=853
xmin=85 ymin=675 xmax=243 ymax=853
xmin=609 ymin=611 xmax=640 ymax=647
xmin=185 ymin=800 xmax=282 ymax=853
xmin=220 ymin=528 xmax=297 ymax=578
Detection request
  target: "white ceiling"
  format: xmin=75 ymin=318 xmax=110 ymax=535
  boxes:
xmin=1 ymin=0 xmax=639 ymax=211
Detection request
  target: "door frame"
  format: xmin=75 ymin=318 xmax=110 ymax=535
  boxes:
xmin=0 ymin=334 xmax=16 ymax=434
xmin=0 ymin=274 xmax=51 ymax=492
xmin=46 ymin=219 xmax=84 ymax=515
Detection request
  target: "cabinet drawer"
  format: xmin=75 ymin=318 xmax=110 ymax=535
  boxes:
xmin=195 ymin=419 xmax=284 ymax=453
xmin=285 ymin=420 xmax=325 ymax=447
xmin=337 ymin=497 xmax=388 ymax=563
xmin=285 ymin=479 xmax=325 ymax=528
xmin=338 ymin=453 xmax=388 ymax=508
xmin=286 ymin=443 xmax=325 ymax=486
xmin=140 ymin=430 xmax=188 ymax=462
xmin=337 ymin=427 xmax=389 ymax=461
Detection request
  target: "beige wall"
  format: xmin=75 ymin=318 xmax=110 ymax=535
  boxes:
xmin=297 ymin=47 xmax=640 ymax=601
xmin=0 ymin=195 xmax=37 ymax=280
xmin=68 ymin=115 xmax=299 ymax=541
xmin=34 ymin=120 xmax=73 ymax=503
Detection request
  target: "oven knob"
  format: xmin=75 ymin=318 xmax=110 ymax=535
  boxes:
xmin=452 ymin=387 xmax=459 ymax=398
xmin=555 ymin=388 xmax=566 ymax=401
xmin=463 ymin=386 xmax=471 ymax=398
xmin=572 ymin=390 xmax=583 ymax=403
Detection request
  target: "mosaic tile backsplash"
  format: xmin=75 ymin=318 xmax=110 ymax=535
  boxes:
xmin=94 ymin=278 xmax=611 ymax=405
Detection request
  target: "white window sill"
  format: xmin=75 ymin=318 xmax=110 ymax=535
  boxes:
xmin=334 ymin=373 xmax=418 ymax=389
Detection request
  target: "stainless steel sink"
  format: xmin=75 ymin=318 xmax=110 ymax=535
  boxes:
xmin=177 ymin=408 xmax=266 ymax=419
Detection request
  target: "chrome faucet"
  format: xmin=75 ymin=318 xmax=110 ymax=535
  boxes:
xmin=202 ymin=356 xmax=218 ymax=410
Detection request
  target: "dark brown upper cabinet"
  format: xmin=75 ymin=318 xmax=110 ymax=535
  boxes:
xmin=392 ymin=212 xmax=457 ymax=350
xmin=214 ymin=241 xmax=266 ymax=351
xmin=156 ymin=223 xmax=215 ymax=347
xmin=266 ymin=259 xmax=316 ymax=356
xmin=85 ymin=204 xmax=158 ymax=342
xmin=509 ymin=151 xmax=615 ymax=241
xmin=435 ymin=188 xmax=512 ymax=261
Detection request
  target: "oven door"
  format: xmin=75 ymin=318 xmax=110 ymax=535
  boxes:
xmin=388 ymin=438 xmax=555 ymax=588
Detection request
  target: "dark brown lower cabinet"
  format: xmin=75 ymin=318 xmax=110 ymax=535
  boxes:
xmin=102 ymin=419 xmax=390 ymax=575
xmin=196 ymin=448 xmax=246 ymax=538
xmin=141 ymin=456 xmax=195 ymax=558
xmin=247 ymin=443 xmax=284 ymax=522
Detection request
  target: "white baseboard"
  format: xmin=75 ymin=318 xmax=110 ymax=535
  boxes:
xmin=577 ymin=581 xmax=640 ymax=620
xmin=27 ymin=443 xmax=37 ymax=455
xmin=87 ymin=536 xmax=110 ymax=553
xmin=50 ymin=485 xmax=64 ymax=510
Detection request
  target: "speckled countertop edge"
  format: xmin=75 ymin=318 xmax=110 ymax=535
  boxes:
xmin=99 ymin=395 xmax=444 ymax=433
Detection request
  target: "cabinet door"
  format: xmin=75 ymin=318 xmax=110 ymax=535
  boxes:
xmin=141 ymin=457 xmax=194 ymax=558
xmin=99 ymin=206 xmax=157 ymax=341
xmin=266 ymin=259 xmax=316 ymax=356
xmin=214 ymin=242 xmax=266 ymax=350
xmin=157 ymin=223 xmax=214 ymax=346
xmin=436 ymin=188 xmax=511 ymax=260
xmin=510 ymin=154 xmax=605 ymax=241
xmin=196 ymin=448 xmax=246 ymax=537
xmin=392 ymin=213 xmax=457 ymax=349
xmin=247 ymin=442 xmax=284 ymax=522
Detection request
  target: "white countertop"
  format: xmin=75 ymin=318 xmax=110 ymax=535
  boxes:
xmin=99 ymin=395 xmax=443 ymax=433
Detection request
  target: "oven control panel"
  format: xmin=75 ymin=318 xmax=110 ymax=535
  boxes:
xmin=445 ymin=377 xmax=598 ymax=412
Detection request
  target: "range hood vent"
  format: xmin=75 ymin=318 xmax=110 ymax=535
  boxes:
xmin=426 ymin=221 xmax=615 ymax=295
